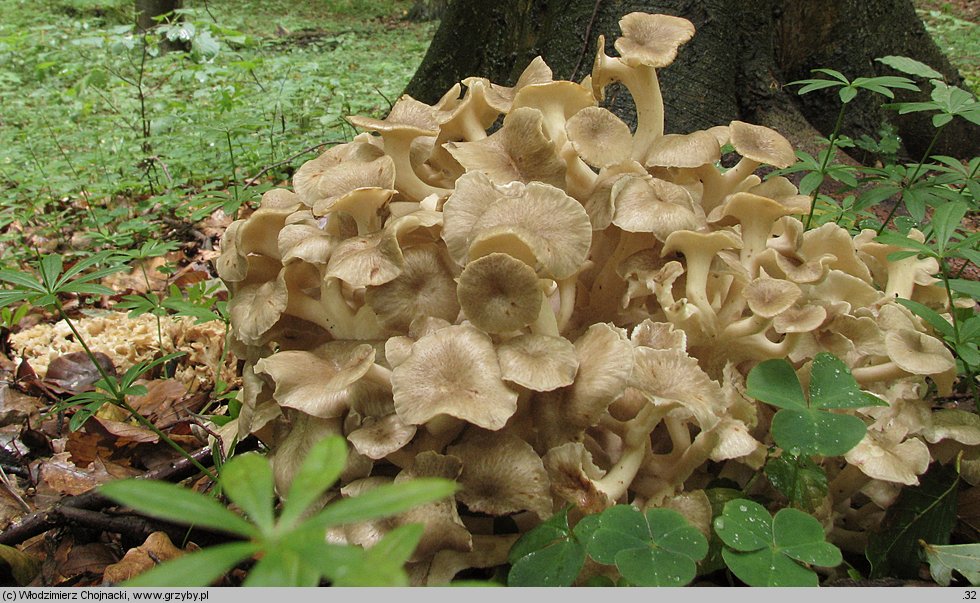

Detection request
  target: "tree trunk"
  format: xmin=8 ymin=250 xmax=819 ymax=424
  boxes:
xmin=404 ymin=0 xmax=977 ymax=160
xmin=135 ymin=0 xmax=188 ymax=52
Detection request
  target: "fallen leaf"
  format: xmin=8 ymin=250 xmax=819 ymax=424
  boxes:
xmin=0 ymin=383 xmax=42 ymax=428
xmin=102 ymin=532 xmax=185 ymax=585
xmin=91 ymin=417 xmax=159 ymax=444
xmin=128 ymin=379 xmax=202 ymax=430
xmin=57 ymin=542 xmax=119 ymax=584
xmin=33 ymin=452 xmax=139 ymax=503
xmin=44 ymin=352 xmax=116 ymax=393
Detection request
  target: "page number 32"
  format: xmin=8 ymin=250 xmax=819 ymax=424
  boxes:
xmin=965 ymin=591 xmax=977 ymax=600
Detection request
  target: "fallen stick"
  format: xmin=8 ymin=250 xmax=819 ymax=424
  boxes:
xmin=0 ymin=438 xmax=259 ymax=546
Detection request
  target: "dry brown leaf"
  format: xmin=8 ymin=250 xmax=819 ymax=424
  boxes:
xmin=34 ymin=452 xmax=138 ymax=503
xmin=91 ymin=417 xmax=159 ymax=444
xmin=57 ymin=542 xmax=119 ymax=585
xmin=44 ymin=351 xmax=116 ymax=394
xmin=128 ymin=379 xmax=202 ymax=430
xmin=0 ymin=383 xmax=42 ymax=428
xmin=102 ymin=531 xmax=185 ymax=585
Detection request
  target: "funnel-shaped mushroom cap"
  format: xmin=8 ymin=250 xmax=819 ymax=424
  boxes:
xmin=844 ymin=429 xmax=930 ymax=485
xmin=278 ymin=223 xmax=336 ymax=266
xmin=465 ymin=182 xmax=592 ymax=279
xmin=728 ymin=121 xmax=797 ymax=169
xmin=365 ymin=244 xmax=459 ymax=332
xmin=629 ymin=346 xmax=725 ymax=429
xmin=326 ymin=227 xmax=405 ymax=287
xmin=254 ymin=342 xmax=376 ymax=418
xmin=394 ymin=452 xmax=472 ymax=561
xmin=800 ymin=223 xmax=873 ymax=283
xmin=773 ymin=304 xmax=828 ymax=334
xmin=473 ymin=55 xmax=554 ymax=114
xmin=511 ymin=80 xmax=596 ymax=147
xmin=562 ymin=323 xmax=635 ymax=430
xmin=612 ymin=175 xmax=703 ymax=240
xmin=644 ymin=130 xmax=721 ymax=168
xmin=744 ymin=275 xmax=802 ymax=318
xmin=615 ymin=12 xmax=695 ymax=68
xmin=229 ymin=267 xmax=289 ymax=346
xmin=457 ymin=253 xmax=542 ymax=334
xmin=446 ymin=107 xmax=566 ymax=189
xmin=448 ymin=431 xmax=552 ymax=519
xmin=392 ymin=324 xmax=518 ymax=430
xmin=442 ymin=171 xmax=524 ymax=265
xmin=313 ymin=187 xmax=395 ymax=235
xmin=885 ymin=328 xmax=956 ymax=375
xmin=348 ymin=413 xmax=418 ymax=460
xmin=217 ymin=220 xmax=248 ymax=283
xmin=565 ymin=106 xmax=633 ymax=168
xmin=631 ymin=319 xmax=687 ymax=351
xmin=347 ymin=95 xmax=441 ymax=136
xmin=542 ymin=442 xmax=609 ymax=513
xmin=293 ymin=138 xmax=394 ymax=207
xmin=498 ymin=334 xmax=579 ymax=391
xmin=582 ymin=161 xmax=648 ymax=230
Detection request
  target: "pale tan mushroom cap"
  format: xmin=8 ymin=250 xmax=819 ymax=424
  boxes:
xmin=229 ymin=268 xmax=289 ymax=346
xmin=497 ymin=334 xmax=579 ymax=391
xmin=562 ymin=323 xmax=635 ymax=430
xmin=446 ymin=107 xmax=566 ymax=189
xmin=629 ymin=346 xmax=726 ymax=429
xmin=254 ymin=342 xmax=376 ymax=418
xmin=391 ymin=324 xmax=518 ymax=430
xmin=844 ymin=429 xmax=931 ymax=485
xmin=728 ymin=120 xmax=797 ymax=168
xmin=644 ymin=130 xmax=721 ymax=168
xmin=615 ymin=12 xmax=696 ymax=68
xmin=773 ymin=304 xmax=828 ymax=333
xmin=326 ymin=228 xmax=405 ymax=287
xmin=448 ymin=431 xmax=552 ymax=519
xmin=612 ymin=175 xmax=703 ymax=240
xmin=347 ymin=95 xmax=441 ymax=135
xmin=456 ymin=253 xmax=542 ymax=334
xmin=394 ymin=452 xmax=472 ymax=561
xmin=631 ymin=320 xmax=688 ymax=351
xmin=472 ymin=56 xmax=554 ymax=114
xmin=565 ymin=106 xmax=633 ymax=168
xmin=442 ymin=171 xmax=525 ymax=266
xmin=365 ymin=244 xmax=460 ymax=332
xmin=348 ymin=413 xmax=418 ymax=460
xmin=744 ymin=276 xmax=802 ymax=318
xmin=542 ymin=442 xmax=609 ymax=513
xmin=885 ymin=328 xmax=956 ymax=375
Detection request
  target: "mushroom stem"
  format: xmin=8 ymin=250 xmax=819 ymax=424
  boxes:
xmin=829 ymin=527 xmax=868 ymax=554
xmin=720 ymin=157 xmax=761 ymax=196
xmin=829 ymin=463 xmax=871 ymax=508
xmin=561 ymin=142 xmax=598 ymax=201
xmin=363 ymin=363 xmax=393 ymax=390
xmin=529 ymin=287 xmax=561 ymax=337
xmin=695 ymin=164 xmax=726 ymax=212
xmin=382 ymin=135 xmax=450 ymax=201
xmin=594 ymin=52 xmax=665 ymax=164
xmin=555 ymin=275 xmax=578 ymax=334
xmin=723 ymin=314 xmax=769 ymax=339
xmin=851 ymin=361 xmax=912 ymax=386
xmin=595 ymin=402 xmax=674 ymax=502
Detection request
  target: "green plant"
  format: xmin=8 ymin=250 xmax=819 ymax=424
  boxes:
xmin=0 ymin=251 xmax=211 ymax=478
xmin=713 ymin=498 xmax=842 ymax=586
xmin=100 ymin=435 xmax=457 ymax=586
xmin=506 ymin=505 xmax=708 ymax=587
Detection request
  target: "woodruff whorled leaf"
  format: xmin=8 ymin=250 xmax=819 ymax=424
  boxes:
xmin=746 ymin=353 xmax=886 ymax=456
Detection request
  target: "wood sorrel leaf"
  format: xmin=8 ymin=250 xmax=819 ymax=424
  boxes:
xmin=714 ymin=499 xmax=841 ymax=587
xmin=809 ymin=353 xmax=887 ymax=410
xmin=589 ymin=505 xmax=707 ymax=587
xmin=745 ymin=359 xmax=805 ymax=411
xmin=764 ymin=454 xmax=829 ymax=512
xmin=507 ymin=506 xmax=590 ymax=587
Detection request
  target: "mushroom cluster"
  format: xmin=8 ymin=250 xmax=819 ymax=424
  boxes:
xmin=218 ymin=13 xmax=978 ymax=584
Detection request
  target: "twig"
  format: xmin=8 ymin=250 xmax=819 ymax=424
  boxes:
xmin=0 ymin=466 xmax=31 ymax=513
xmin=569 ymin=0 xmax=603 ymax=82
xmin=0 ymin=438 xmax=259 ymax=546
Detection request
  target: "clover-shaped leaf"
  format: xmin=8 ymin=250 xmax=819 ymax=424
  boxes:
xmin=507 ymin=507 xmax=598 ymax=587
xmin=746 ymin=353 xmax=886 ymax=456
xmin=589 ymin=505 xmax=708 ymax=587
xmin=714 ymin=499 xmax=842 ymax=587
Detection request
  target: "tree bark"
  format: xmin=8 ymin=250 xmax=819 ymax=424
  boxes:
xmin=404 ymin=0 xmax=977 ymax=160
xmin=135 ymin=0 xmax=188 ymax=52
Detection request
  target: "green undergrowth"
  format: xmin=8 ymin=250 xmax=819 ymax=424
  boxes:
xmin=0 ymin=0 xmax=433 ymax=267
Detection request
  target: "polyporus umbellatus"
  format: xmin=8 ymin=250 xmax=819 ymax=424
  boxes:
xmin=219 ymin=11 xmax=977 ymax=585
